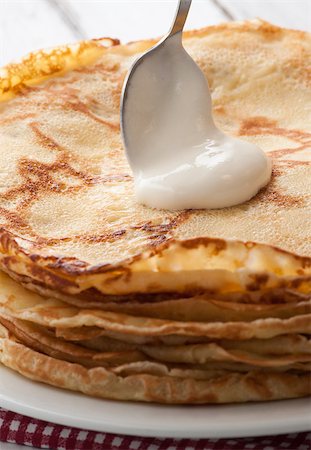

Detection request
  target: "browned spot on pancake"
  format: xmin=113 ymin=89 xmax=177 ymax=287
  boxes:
xmin=28 ymin=264 xmax=79 ymax=289
xmin=0 ymin=229 xmax=23 ymax=255
xmin=85 ymin=229 xmax=127 ymax=244
xmin=3 ymin=158 xmax=89 ymax=204
xmin=0 ymin=207 xmax=31 ymax=232
xmin=290 ymin=276 xmax=311 ymax=289
xmin=245 ymin=373 xmax=273 ymax=399
xmin=240 ymin=116 xmax=278 ymax=132
xmin=38 ymin=229 xmax=128 ymax=246
xmin=261 ymin=188 xmax=303 ymax=207
xmin=135 ymin=214 xmax=185 ymax=234
xmin=239 ymin=116 xmax=311 ymax=146
xmin=181 ymin=237 xmax=227 ymax=254
xmin=13 ymin=83 xmax=45 ymax=98
xmin=270 ymin=165 xmax=285 ymax=177
xmin=30 ymin=122 xmax=64 ymax=152
xmin=270 ymin=145 xmax=311 ymax=160
xmin=213 ymin=105 xmax=226 ymax=115
xmin=254 ymin=167 xmax=304 ymax=208
xmin=64 ymin=98 xmax=120 ymax=130
xmin=0 ymin=256 xmax=25 ymax=273
xmin=256 ymin=187 xmax=304 ymax=208
xmin=0 ymin=113 xmax=36 ymax=125
xmin=132 ymin=211 xmax=192 ymax=248
xmin=148 ymin=234 xmax=172 ymax=247
xmin=246 ymin=274 xmax=269 ymax=291
xmin=278 ymin=160 xmax=310 ymax=169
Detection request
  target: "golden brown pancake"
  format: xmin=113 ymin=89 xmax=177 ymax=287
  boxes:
xmin=50 ymin=296 xmax=310 ymax=322
xmin=0 ymin=270 xmax=310 ymax=341
xmin=1 ymin=315 xmax=310 ymax=369
xmin=1 ymin=322 xmax=310 ymax=404
xmin=0 ymin=20 xmax=310 ymax=298
xmin=0 ymin=267 xmax=310 ymax=403
xmin=0 ymin=315 xmax=145 ymax=367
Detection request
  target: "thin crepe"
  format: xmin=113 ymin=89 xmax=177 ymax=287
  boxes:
xmin=2 ymin=315 xmax=310 ymax=369
xmin=0 ymin=323 xmax=309 ymax=404
xmin=0 ymin=20 xmax=310 ymax=298
xmin=0 ymin=272 xmax=310 ymax=340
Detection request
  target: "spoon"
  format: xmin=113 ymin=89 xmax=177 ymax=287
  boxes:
xmin=120 ymin=0 xmax=271 ymax=210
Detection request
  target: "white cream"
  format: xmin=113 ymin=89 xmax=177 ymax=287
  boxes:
xmin=122 ymin=34 xmax=272 ymax=210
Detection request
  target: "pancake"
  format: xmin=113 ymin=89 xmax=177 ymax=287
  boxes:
xmin=0 ymin=19 xmax=310 ymax=298
xmin=51 ymin=297 xmax=311 ymax=322
xmin=1 ymin=322 xmax=310 ymax=403
xmin=57 ymin=325 xmax=311 ymax=348
xmin=2 ymin=264 xmax=310 ymax=323
xmin=75 ymin=330 xmax=311 ymax=358
xmin=2 ymin=315 xmax=310 ymax=369
xmin=5 ymin=268 xmax=310 ymax=308
xmin=141 ymin=341 xmax=311 ymax=367
xmin=1 ymin=266 xmax=310 ymax=402
xmin=0 ymin=270 xmax=310 ymax=340
xmin=111 ymin=360 xmax=311 ymax=377
xmin=0 ymin=315 xmax=145 ymax=367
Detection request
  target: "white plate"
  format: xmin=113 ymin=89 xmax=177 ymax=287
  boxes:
xmin=1 ymin=366 xmax=311 ymax=439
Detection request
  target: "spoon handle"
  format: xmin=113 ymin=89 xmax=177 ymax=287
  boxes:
xmin=168 ymin=0 xmax=192 ymax=37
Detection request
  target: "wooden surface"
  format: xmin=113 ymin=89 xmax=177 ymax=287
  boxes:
xmin=0 ymin=0 xmax=310 ymax=66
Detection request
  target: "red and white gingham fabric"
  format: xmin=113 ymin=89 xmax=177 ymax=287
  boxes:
xmin=0 ymin=408 xmax=310 ymax=450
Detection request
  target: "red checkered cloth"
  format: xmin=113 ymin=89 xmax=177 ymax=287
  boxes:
xmin=0 ymin=408 xmax=310 ymax=450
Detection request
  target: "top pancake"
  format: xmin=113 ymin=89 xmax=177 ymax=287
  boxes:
xmin=0 ymin=20 xmax=310 ymax=296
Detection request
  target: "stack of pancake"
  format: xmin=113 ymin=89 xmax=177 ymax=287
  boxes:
xmin=0 ymin=20 xmax=310 ymax=403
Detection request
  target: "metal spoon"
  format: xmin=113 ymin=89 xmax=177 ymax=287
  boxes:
xmin=120 ymin=0 xmax=271 ymax=211
xmin=120 ymin=0 xmax=216 ymax=172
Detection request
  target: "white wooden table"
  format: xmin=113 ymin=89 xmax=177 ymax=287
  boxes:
xmin=0 ymin=1 xmax=310 ymax=449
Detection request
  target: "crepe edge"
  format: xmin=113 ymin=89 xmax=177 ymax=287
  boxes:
xmin=0 ymin=327 xmax=310 ymax=404
xmin=1 ymin=19 xmax=309 ymax=101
